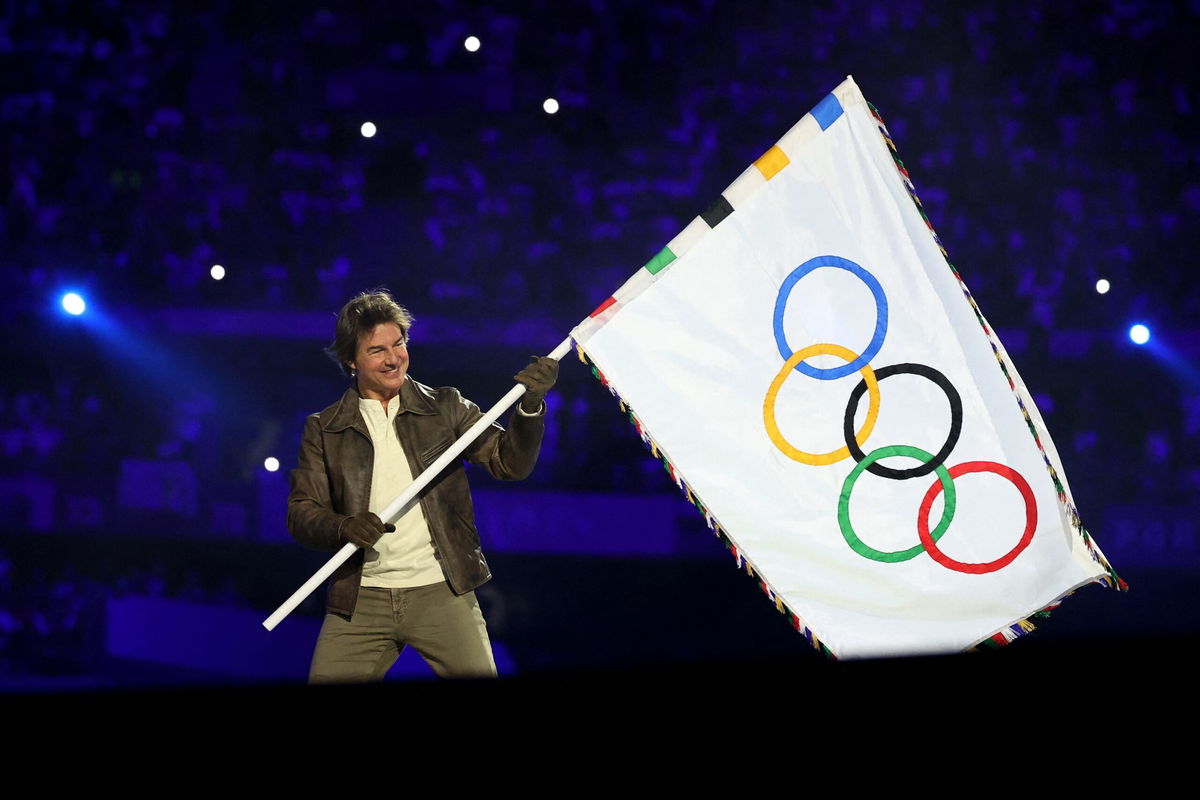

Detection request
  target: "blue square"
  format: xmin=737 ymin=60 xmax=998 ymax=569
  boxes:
xmin=811 ymin=93 xmax=844 ymax=130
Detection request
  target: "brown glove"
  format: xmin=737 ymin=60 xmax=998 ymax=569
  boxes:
xmin=339 ymin=511 xmax=395 ymax=549
xmin=514 ymin=355 xmax=559 ymax=412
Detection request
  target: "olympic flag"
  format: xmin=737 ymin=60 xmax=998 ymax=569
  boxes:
xmin=571 ymin=76 xmax=1123 ymax=659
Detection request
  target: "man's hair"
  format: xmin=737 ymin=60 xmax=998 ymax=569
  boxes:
xmin=326 ymin=289 xmax=414 ymax=375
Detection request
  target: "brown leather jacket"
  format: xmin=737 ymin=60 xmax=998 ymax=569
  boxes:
xmin=287 ymin=377 xmax=545 ymax=617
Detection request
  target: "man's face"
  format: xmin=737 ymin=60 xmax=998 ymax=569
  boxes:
xmin=350 ymin=322 xmax=409 ymax=401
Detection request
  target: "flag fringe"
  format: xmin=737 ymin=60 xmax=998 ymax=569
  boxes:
xmin=867 ymin=100 xmax=1127 ymax=594
xmin=973 ymin=595 xmax=1067 ymax=651
xmin=574 ymin=340 xmax=837 ymax=660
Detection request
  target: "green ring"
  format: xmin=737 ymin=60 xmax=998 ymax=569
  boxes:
xmin=838 ymin=445 xmax=957 ymax=563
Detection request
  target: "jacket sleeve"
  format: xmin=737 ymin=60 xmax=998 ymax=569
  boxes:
xmin=448 ymin=389 xmax=545 ymax=481
xmin=286 ymin=414 xmax=347 ymax=552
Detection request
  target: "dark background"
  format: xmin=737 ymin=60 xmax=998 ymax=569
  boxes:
xmin=1 ymin=0 xmax=1197 ymax=703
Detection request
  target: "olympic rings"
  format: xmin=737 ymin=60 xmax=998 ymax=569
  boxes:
xmin=842 ymin=363 xmax=963 ymax=480
xmin=838 ymin=445 xmax=957 ymax=563
xmin=764 ymin=253 xmax=1039 ymax=575
xmin=773 ymin=255 xmax=888 ymax=380
xmin=764 ymin=343 xmax=880 ymax=466
xmin=916 ymin=461 xmax=1037 ymax=574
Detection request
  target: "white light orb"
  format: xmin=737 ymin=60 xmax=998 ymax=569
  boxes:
xmin=360 ymin=121 xmax=377 ymax=138
xmin=62 ymin=293 xmax=86 ymax=316
xmin=1129 ymin=324 xmax=1150 ymax=345
xmin=264 ymin=457 xmax=280 ymax=472
xmin=1095 ymin=278 xmax=1110 ymax=294
xmin=210 ymin=264 xmax=226 ymax=281
xmin=543 ymin=97 xmax=559 ymax=115
xmin=464 ymin=36 xmax=481 ymax=52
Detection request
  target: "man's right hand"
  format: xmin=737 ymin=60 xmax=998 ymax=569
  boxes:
xmin=340 ymin=511 xmax=395 ymax=549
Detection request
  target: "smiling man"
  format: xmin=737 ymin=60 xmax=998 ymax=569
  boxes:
xmin=287 ymin=289 xmax=557 ymax=681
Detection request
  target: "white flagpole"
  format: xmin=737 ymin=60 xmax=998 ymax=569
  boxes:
xmin=262 ymin=336 xmax=574 ymax=631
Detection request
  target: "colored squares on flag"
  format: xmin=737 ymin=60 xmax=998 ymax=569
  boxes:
xmin=754 ymin=146 xmax=790 ymax=180
xmin=641 ymin=246 xmax=677 ymax=276
xmin=700 ymin=195 xmax=734 ymax=228
xmin=810 ymin=93 xmax=845 ymax=130
xmin=588 ymin=296 xmax=617 ymax=318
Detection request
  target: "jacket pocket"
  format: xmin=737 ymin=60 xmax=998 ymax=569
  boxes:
xmin=419 ymin=437 xmax=455 ymax=468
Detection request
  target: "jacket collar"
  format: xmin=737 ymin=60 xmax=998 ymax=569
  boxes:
xmin=322 ymin=377 xmax=437 ymax=433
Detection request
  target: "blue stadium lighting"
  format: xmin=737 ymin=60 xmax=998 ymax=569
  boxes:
xmin=61 ymin=292 xmax=86 ymax=316
xmin=1129 ymin=324 xmax=1150 ymax=345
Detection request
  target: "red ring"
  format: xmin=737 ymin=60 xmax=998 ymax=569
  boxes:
xmin=916 ymin=461 xmax=1037 ymax=574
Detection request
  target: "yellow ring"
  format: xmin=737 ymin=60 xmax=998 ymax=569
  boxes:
xmin=763 ymin=343 xmax=880 ymax=465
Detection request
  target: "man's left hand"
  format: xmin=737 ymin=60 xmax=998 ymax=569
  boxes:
xmin=515 ymin=355 xmax=559 ymax=412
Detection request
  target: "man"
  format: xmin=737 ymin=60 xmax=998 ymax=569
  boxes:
xmin=287 ymin=289 xmax=557 ymax=681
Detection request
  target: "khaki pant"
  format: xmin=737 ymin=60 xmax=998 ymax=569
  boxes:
xmin=308 ymin=582 xmax=497 ymax=682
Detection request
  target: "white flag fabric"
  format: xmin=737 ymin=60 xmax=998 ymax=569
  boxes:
xmin=571 ymin=76 xmax=1122 ymax=659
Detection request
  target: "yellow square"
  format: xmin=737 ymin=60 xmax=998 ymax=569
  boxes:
xmin=754 ymin=145 xmax=790 ymax=180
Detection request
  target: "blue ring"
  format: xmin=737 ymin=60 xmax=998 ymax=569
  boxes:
xmin=772 ymin=255 xmax=889 ymax=380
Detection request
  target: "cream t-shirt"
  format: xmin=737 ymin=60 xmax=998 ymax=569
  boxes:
xmin=357 ymin=395 xmax=445 ymax=588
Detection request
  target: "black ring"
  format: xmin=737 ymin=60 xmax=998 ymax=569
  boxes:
xmin=842 ymin=363 xmax=962 ymax=480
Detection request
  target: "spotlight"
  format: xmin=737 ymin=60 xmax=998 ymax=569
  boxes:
xmin=543 ymin=97 xmax=559 ymax=115
xmin=1095 ymin=278 xmax=1110 ymax=294
xmin=464 ymin=35 xmax=481 ymax=52
xmin=360 ymin=121 xmax=377 ymax=138
xmin=1129 ymin=324 xmax=1150 ymax=345
xmin=211 ymin=264 xmax=226 ymax=280
xmin=61 ymin=292 xmax=86 ymax=316
xmin=263 ymin=457 xmax=280 ymax=472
